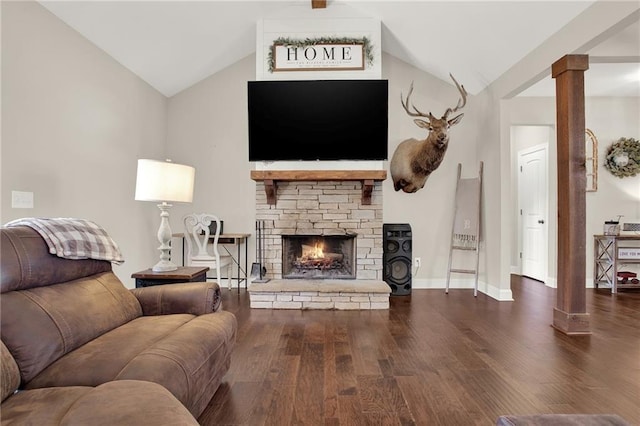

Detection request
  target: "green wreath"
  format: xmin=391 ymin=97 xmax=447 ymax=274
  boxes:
xmin=604 ymin=137 xmax=640 ymax=178
xmin=267 ymin=36 xmax=374 ymax=73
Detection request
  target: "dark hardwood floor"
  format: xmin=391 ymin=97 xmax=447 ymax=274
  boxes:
xmin=198 ymin=276 xmax=640 ymax=425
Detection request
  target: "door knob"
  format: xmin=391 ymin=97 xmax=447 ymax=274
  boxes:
xmin=538 ymin=219 xmax=545 ymax=224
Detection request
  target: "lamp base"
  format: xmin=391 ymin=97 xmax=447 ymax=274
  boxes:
xmin=152 ymin=260 xmax=178 ymax=272
xmin=153 ymin=202 xmax=176 ymax=272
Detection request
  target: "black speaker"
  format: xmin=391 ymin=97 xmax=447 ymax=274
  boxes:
xmin=383 ymin=223 xmax=412 ymax=296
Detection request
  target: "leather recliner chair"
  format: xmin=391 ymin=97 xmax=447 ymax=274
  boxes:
xmin=0 ymin=225 xmax=237 ymax=423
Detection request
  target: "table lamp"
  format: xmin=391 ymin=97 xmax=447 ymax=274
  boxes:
xmin=135 ymin=159 xmax=195 ymax=272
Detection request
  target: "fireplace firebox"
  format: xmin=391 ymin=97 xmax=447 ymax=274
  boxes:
xmin=282 ymin=234 xmax=357 ymax=279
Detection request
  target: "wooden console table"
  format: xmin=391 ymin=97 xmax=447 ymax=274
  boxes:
xmin=250 ymin=170 xmax=387 ymax=205
xmin=593 ymin=234 xmax=640 ymax=293
xmin=132 ymin=266 xmax=209 ymax=288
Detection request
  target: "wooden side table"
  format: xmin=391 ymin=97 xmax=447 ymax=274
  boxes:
xmin=132 ymin=266 xmax=209 ymax=288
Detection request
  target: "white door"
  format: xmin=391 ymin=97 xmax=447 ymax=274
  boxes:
xmin=519 ymin=145 xmax=548 ymax=282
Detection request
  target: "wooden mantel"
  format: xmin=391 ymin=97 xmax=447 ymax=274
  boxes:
xmin=250 ymin=170 xmax=387 ymax=205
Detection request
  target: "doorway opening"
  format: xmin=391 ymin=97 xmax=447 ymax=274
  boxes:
xmin=513 ymin=125 xmax=552 ymax=285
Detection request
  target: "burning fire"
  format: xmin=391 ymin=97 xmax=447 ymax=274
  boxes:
xmin=293 ymin=241 xmax=344 ymax=271
xmin=301 ymin=243 xmax=324 ymax=260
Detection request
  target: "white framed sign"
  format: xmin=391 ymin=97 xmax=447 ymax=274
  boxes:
xmin=273 ymin=42 xmax=365 ymax=71
xmin=256 ymin=12 xmax=381 ymax=80
xmin=266 ymin=36 xmax=375 ymax=73
xmin=618 ymin=248 xmax=640 ymax=259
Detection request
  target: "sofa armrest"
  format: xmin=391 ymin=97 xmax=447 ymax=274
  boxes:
xmin=130 ymin=282 xmax=221 ymax=316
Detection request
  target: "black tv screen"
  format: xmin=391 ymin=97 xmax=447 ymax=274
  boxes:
xmin=248 ymin=80 xmax=388 ymax=161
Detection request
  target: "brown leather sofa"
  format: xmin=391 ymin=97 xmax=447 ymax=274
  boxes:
xmin=0 ymin=225 xmax=237 ymax=424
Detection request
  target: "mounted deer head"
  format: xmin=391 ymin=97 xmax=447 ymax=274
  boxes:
xmin=390 ymin=74 xmax=468 ymax=193
xmin=401 ymin=73 xmax=467 ymax=148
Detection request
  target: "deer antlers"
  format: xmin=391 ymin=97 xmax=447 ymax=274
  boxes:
xmin=400 ymin=73 xmax=468 ymax=120
xmin=400 ymin=81 xmax=430 ymax=118
xmin=444 ymin=74 xmax=467 ymax=119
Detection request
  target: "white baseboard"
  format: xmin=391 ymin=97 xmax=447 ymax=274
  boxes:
xmin=512 ymin=276 xmax=595 ymax=289
xmin=411 ymin=278 xmax=513 ymax=301
xmin=542 ymin=277 xmax=595 ymax=289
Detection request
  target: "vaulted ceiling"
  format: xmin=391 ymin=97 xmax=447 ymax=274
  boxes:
xmin=38 ymin=1 xmax=639 ymax=98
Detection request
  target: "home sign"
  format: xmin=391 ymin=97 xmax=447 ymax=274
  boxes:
xmin=273 ymin=42 xmax=365 ymax=71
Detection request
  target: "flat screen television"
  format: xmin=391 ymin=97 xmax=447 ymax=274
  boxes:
xmin=248 ymin=79 xmax=388 ymax=162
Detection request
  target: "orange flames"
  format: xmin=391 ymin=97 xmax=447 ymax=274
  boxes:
xmin=301 ymin=243 xmax=324 ymax=260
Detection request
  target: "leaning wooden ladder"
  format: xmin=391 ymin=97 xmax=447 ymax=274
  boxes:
xmin=446 ymin=162 xmax=483 ymax=296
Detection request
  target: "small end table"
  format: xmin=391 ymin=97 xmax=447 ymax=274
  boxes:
xmin=132 ymin=266 xmax=209 ymax=288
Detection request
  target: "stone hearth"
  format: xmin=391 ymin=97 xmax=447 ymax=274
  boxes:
xmin=249 ymin=279 xmax=390 ymax=310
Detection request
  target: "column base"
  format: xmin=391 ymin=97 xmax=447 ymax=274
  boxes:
xmin=552 ymin=308 xmax=592 ymax=335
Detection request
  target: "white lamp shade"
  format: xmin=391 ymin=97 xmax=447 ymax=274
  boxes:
xmin=135 ymin=159 xmax=195 ymax=203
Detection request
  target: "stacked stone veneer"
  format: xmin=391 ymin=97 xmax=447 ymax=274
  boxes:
xmin=250 ymin=280 xmax=390 ymax=310
xmin=255 ymin=180 xmax=383 ymax=280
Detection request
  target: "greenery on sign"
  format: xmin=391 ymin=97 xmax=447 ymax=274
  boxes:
xmin=604 ymin=137 xmax=640 ymax=178
xmin=267 ymin=36 xmax=374 ymax=72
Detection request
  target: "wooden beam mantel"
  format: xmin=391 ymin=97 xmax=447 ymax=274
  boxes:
xmin=250 ymin=170 xmax=387 ymax=205
xmin=311 ymin=0 xmax=327 ymax=9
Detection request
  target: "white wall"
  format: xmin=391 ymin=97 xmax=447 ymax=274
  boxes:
xmin=1 ymin=1 xmax=168 ymax=285
xmin=166 ymin=54 xmax=256 ymax=246
xmin=581 ymin=97 xmax=640 ymax=283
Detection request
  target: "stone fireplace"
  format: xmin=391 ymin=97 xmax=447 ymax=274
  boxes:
xmin=252 ymin=177 xmax=384 ymax=280
xmin=249 ymin=171 xmax=390 ymax=310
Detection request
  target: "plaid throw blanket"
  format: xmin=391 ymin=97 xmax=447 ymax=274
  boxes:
xmin=5 ymin=218 xmax=124 ymax=264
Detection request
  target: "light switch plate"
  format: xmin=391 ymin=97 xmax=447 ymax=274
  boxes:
xmin=12 ymin=191 xmax=34 ymax=208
